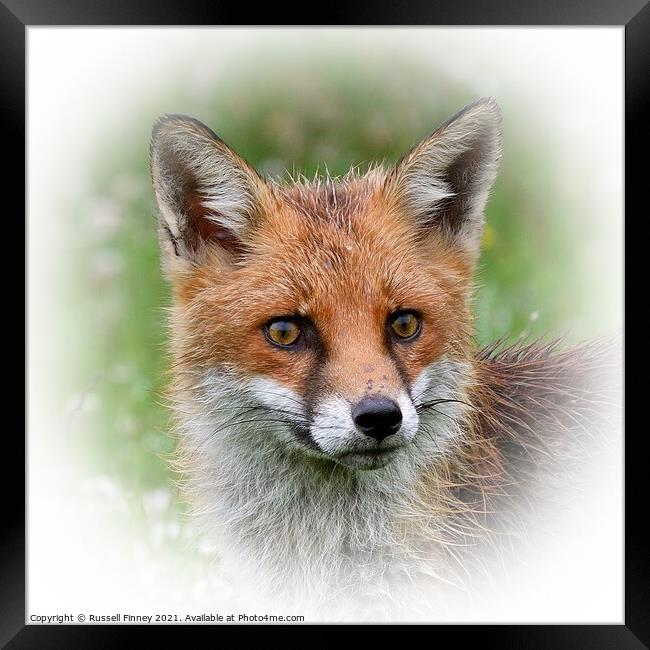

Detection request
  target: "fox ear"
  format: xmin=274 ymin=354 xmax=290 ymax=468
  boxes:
xmin=385 ymin=97 xmax=502 ymax=260
xmin=150 ymin=114 xmax=270 ymax=266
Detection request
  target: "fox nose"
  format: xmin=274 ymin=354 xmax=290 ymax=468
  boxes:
xmin=352 ymin=396 xmax=403 ymax=442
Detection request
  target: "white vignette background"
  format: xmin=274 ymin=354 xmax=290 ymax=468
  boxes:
xmin=27 ymin=28 xmax=623 ymax=623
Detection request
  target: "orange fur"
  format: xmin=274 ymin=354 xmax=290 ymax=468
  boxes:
xmin=170 ymin=174 xmax=474 ymax=401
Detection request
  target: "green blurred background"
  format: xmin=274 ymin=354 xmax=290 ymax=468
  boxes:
xmin=60 ymin=53 xmax=615 ymax=561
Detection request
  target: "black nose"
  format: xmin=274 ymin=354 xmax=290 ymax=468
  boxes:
xmin=352 ymin=396 xmax=403 ymax=442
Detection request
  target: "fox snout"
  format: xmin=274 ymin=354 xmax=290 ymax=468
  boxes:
xmin=351 ymin=396 xmax=403 ymax=442
xmin=306 ymin=385 xmax=421 ymax=470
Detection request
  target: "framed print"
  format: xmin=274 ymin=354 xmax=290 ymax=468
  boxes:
xmin=4 ymin=1 xmax=645 ymax=645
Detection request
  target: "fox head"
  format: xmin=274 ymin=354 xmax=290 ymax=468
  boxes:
xmin=150 ymin=98 xmax=501 ymax=471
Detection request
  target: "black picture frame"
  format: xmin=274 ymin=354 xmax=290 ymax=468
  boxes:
xmin=5 ymin=2 xmax=642 ymax=645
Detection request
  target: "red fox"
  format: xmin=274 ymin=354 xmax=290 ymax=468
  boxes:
xmin=150 ymin=98 xmax=620 ymax=619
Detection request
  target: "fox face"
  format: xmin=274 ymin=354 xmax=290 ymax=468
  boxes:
xmin=151 ymin=99 xmax=501 ymax=471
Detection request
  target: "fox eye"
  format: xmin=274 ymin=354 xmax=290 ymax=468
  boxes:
xmin=389 ymin=311 xmax=421 ymax=341
xmin=264 ymin=319 xmax=302 ymax=348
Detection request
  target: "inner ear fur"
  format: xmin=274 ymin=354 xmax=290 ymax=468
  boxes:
xmin=384 ymin=97 xmax=502 ymax=260
xmin=150 ymin=114 xmax=272 ymax=265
